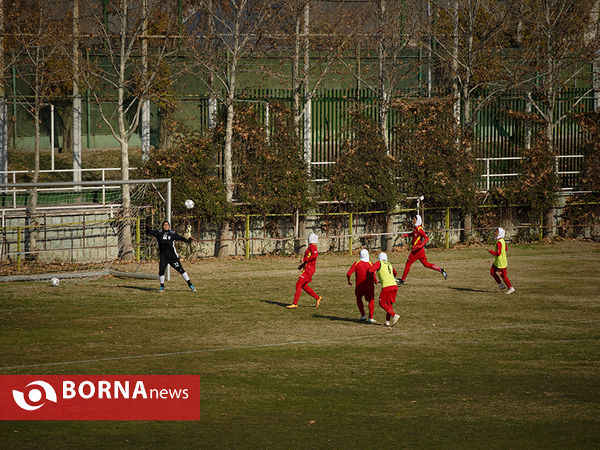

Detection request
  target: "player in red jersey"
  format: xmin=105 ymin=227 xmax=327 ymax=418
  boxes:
xmin=398 ymin=214 xmax=447 ymax=284
xmin=347 ymin=249 xmax=377 ymax=323
xmin=287 ymin=233 xmax=323 ymax=308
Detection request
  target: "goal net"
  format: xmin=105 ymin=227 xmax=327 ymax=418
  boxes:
xmin=0 ymin=178 xmax=172 ymax=282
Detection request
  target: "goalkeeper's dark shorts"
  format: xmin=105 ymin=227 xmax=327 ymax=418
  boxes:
xmin=158 ymin=255 xmax=186 ymax=276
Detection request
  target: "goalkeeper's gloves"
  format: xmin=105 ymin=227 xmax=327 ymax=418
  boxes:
xmin=298 ymin=262 xmax=305 ymax=270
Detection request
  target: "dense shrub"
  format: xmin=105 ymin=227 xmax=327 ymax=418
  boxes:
xmin=141 ymin=129 xmax=230 ymax=225
xmin=326 ymin=112 xmax=400 ymax=211
xmin=234 ymin=102 xmax=311 ymax=214
xmin=394 ymin=97 xmax=477 ymax=209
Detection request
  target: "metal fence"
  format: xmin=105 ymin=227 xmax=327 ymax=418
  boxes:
xmin=6 ymin=87 xmax=594 ymax=192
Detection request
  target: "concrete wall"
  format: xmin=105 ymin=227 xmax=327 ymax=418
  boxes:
xmin=1 ymin=201 xmax=598 ymax=264
xmin=1 ymin=209 xmax=119 ymax=263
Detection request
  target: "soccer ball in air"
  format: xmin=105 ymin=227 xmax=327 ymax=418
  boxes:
xmin=184 ymin=199 xmax=195 ymax=210
xmin=50 ymin=277 xmax=60 ymax=287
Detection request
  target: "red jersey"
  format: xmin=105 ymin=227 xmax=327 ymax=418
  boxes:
xmin=302 ymin=243 xmax=318 ymax=272
xmin=347 ymin=260 xmax=376 ymax=290
xmin=403 ymin=225 xmax=429 ymax=252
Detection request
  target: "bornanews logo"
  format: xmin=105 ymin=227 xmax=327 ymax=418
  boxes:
xmin=0 ymin=375 xmax=200 ymax=420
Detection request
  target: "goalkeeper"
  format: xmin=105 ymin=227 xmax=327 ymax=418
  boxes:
xmin=146 ymin=220 xmax=196 ymax=293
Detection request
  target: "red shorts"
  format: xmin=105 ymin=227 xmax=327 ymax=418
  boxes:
xmin=379 ymin=285 xmax=398 ymax=304
xmin=492 ymin=265 xmax=508 ymax=277
xmin=355 ymin=287 xmax=375 ymax=300
xmin=408 ymin=248 xmax=426 ymax=263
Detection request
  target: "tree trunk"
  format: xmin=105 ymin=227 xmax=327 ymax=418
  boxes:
xmin=293 ymin=11 xmax=301 ymax=135
xmin=302 ymin=1 xmax=312 ymax=172
xmin=119 ymin=138 xmax=134 ymax=259
xmin=384 ymin=210 xmax=394 ymax=252
xmin=117 ymin=0 xmax=134 ymax=260
xmin=593 ymin=0 xmax=600 ymax=111
xmin=218 ymin=97 xmax=235 ymax=258
xmin=296 ymin=214 xmax=307 ymax=255
xmin=452 ymin=0 xmax=460 ymax=137
xmin=72 ymin=0 xmax=81 ymax=183
xmin=426 ymin=0 xmax=433 ymax=98
xmin=0 ymin=0 xmax=6 ymax=184
xmin=378 ymin=0 xmax=389 ymax=150
xmin=57 ymin=103 xmax=73 ymax=153
xmin=545 ymin=114 xmax=555 ymax=239
xmin=27 ymin=107 xmax=41 ymax=260
xmin=463 ymin=211 xmax=472 ymax=243
xmin=140 ymin=0 xmax=150 ymax=163
xmin=219 ymin=59 xmax=237 ymax=257
xmin=158 ymin=108 xmax=173 ymax=150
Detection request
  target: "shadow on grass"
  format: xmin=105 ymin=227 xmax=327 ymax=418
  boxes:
xmin=446 ymin=286 xmax=491 ymax=293
xmin=118 ymin=285 xmax=157 ymax=292
xmin=312 ymin=314 xmax=364 ymax=324
xmin=261 ymin=300 xmax=295 ymax=308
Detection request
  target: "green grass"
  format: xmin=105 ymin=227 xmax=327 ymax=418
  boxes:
xmin=1 ymin=242 xmax=599 ymax=448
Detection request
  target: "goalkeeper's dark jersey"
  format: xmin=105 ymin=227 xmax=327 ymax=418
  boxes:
xmin=146 ymin=227 xmax=190 ymax=259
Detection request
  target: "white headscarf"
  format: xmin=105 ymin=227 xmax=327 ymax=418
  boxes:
xmin=308 ymin=233 xmax=318 ymax=244
xmin=359 ymin=249 xmax=369 ymax=262
xmin=378 ymin=252 xmax=387 ymax=262
xmin=496 ymin=227 xmax=505 ymax=240
xmin=414 ymin=214 xmax=422 ymax=227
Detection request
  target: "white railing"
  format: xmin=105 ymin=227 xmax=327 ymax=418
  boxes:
xmin=1 ymin=167 xmax=137 ymax=184
xmin=0 ymin=167 xmax=138 ymax=210
xmin=477 ymin=155 xmax=584 ymax=192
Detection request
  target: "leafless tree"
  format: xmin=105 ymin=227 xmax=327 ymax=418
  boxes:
xmin=186 ymin=0 xmax=277 ymax=257
xmin=515 ymin=0 xmax=596 ymax=235
xmin=79 ymin=0 xmax=180 ymax=259
xmin=7 ymin=0 xmax=69 ymax=257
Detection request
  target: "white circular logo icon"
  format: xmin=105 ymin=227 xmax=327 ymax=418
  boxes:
xmin=12 ymin=380 xmax=58 ymax=411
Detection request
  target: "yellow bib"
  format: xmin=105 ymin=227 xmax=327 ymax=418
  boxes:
xmin=494 ymin=238 xmax=508 ymax=269
xmin=377 ymin=261 xmax=397 ymax=288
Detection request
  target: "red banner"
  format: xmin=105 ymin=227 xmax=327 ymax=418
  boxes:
xmin=0 ymin=375 xmax=200 ymax=420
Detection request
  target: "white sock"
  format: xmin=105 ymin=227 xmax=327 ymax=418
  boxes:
xmin=182 ymin=272 xmax=190 ymax=282
xmin=159 ymin=275 xmax=165 ymax=284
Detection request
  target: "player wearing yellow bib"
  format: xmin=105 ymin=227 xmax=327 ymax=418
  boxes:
xmin=368 ymin=252 xmax=401 ymax=327
xmin=488 ymin=227 xmax=515 ymax=295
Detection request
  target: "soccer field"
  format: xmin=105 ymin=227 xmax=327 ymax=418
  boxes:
xmin=1 ymin=242 xmax=599 ymax=448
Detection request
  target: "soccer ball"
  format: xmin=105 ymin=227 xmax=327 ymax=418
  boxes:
xmin=50 ymin=277 xmax=60 ymax=287
xmin=184 ymin=199 xmax=195 ymax=210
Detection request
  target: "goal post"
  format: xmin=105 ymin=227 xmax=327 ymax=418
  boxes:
xmin=0 ymin=178 xmax=172 ymax=282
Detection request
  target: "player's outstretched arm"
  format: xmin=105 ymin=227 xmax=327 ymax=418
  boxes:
xmin=145 ymin=224 xmax=159 ymax=237
xmin=171 ymin=231 xmax=191 ymax=243
xmin=368 ymin=261 xmax=381 ymax=273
